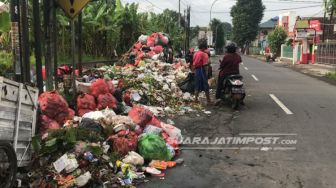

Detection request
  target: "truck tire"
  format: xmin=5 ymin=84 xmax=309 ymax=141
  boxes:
xmin=0 ymin=141 xmax=17 ymax=188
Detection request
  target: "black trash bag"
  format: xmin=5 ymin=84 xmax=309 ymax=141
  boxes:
xmin=207 ymin=64 xmax=213 ymax=78
xmin=178 ymin=73 xmax=195 ymax=93
xmin=79 ymin=118 xmax=104 ymax=133
xmin=113 ymin=89 xmax=123 ymax=102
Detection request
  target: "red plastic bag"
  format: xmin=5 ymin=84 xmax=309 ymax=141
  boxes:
xmin=90 ymin=79 xmax=109 ymax=97
xmin=153 ymin=45 xmax=164 ymax=54
xmin=128 ymin=106 xmax=153 ymax=127
xmin=147 ymin=35 xmax=155 ymax=47
xmin=147 ymin=115 xmax=162 ymax=127
xmin=97 ymin=93 xmax=117 ymax=110
xmin=39 ymin=115 xmax=60 ymax=134
xmin=54 ymin=108 xmax=75 ymax=125
xmin=38 ymin=91 xmax=68 ymax=119
xmin=106 ymin=80 xmax=115 ymax=94
xmin=78 ymin=109 xmax=92 ymax=117
xmin=117 ymin=79 xmax=124 ymax=89
xmin=123 ymin=92 xmax=132 ymax=106
xmin=108 ymin=130 xmax=138 ymax=156
xmin=77 ymin=94 xmax=96 ymax=110
xmin=134 ymin=42 xmax=142 ymax=50
xmin=166 ymin=137 xmax=179 ymax=150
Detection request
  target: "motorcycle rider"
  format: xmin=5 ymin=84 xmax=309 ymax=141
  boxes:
xmin=215 ymin=42 xmax=242 ymax=101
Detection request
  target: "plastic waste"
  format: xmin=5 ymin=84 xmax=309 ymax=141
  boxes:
xmin=138 ymin=134 xmax=172 ymax=161
xmin=128 ymin=106 xmax=153 ymax=127
xmin=83 ymin=152 xmax=94 ymax=162
xmin=145 ymin=167 xmax=161 ymax=175
xmin=97 ymin=93 xmax=117 ymax=110
xmin=160 ymin=123 xmax=182 ymax=141
xmin=144 ymin=125 xmax=162 ymax=135
xmin=90 ymin=79 xmax=109 ymax=97
xmin=53 ymin=154 xmax=70 ymax=173
xmin=108 ymin=130 xmax=138 ymax=156
xmin=122 ymin=151 xmax=144 ymax=166
xmin=75 ymin=172 xmax=91 ymax=187
xmin=82 ymin=111 xmax=105 ymax=120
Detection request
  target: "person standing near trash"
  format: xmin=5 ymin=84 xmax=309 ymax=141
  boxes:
xmin=193 ymin=39 xmax=211 ymax=104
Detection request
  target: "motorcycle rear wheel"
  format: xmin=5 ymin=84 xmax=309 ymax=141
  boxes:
xmin=232 ymin=99 xmax=240 ymax=110
xmin=0 ymin=142 xmax=17 ymax=188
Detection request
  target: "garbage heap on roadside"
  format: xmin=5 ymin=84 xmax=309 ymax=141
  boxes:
xmin=120 ymin=32 xmax=170 ymax=66
xmin=32 ymin=90 xmax=184 ymax=187
xmin=29 ymin=33 xmax=199 ymax=187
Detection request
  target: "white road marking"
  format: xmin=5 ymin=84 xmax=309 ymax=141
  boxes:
xmin=244 ymin=67 xmax=248 ymax=70
xmin=251 ymin=74 xmax=259 ymax=81
xmin=269 ymin=94 xmax=294 ymax=115
xmin=239 ymin=133 xmax=297 ymax=136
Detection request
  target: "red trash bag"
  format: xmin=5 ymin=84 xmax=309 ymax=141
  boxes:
xmin=147 ymin=35 xmax=155 ymax=47
xmin=39 ymin=115 xmax=60 ymax=134
xmin=90 ymin=79 xmax=109 ymax=97
xmin=108 ymin=130 xmax=138 ymax=156
xmin=38 ymin=91 xmax=68 ymax=119
xmin=153 ymin=45 xmax=164 ymax=54
xmin=128 ymin=106 xmax=153 ymax=127
xmin=106 ymin=80 xmax=116 ymax=95
xmin=97 ymin=93 xmax=117 ymax=110
xmin=54 ymin=108 xmax=75 ymax=125
xmin=147 ymin=115 xmax=162 ymax=127
xmin=77 ymin=94 xmax=96 ymax=110
xmin=123 ymin=92 xmax=132 ymax=106
xmin=134 ymin=42 xmax=142 ymax=50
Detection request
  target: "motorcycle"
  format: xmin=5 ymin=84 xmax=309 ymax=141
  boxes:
xmin=222 ymin=74 xmax=245 ymax=110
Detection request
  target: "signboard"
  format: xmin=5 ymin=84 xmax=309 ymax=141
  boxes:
xmin=296 ymin=20 xmax=309 ymax=29
xmin=296 ymin=29 xmax=307 ymax=39
xmin=57 ymin=0 xmax=90 ymax=19
xmin=309 ymin=20 xmax=321 ymax=31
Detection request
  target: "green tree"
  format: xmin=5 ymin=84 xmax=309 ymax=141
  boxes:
xmin=222 ymin=22 xmax=232 ymax=40
xmin=267 ymin=26 xmax=287 ymax=57
xmin=230 ymin=0 xmax=265 ymax=48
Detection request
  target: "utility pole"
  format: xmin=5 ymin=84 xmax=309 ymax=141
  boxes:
xmin=33 ymin=0 xmax=43 ymax=92
xmin=44 ymin=0 xmax=54 ymax=90
xmin=20 ymin=0 xmax=30 ymax=83
xmin=184 ymin=9 xmax=187 ymax=54
xmin=78 ymin=13 xmax=83 ymax=76
xmin=10 ymin=0 xmax=21 ymax=82
xmin=53 ymin=1 xmax=58 ymax=89
xmin=322 ymin=0 xmax=327 ymax=42
xmin=330 ymin=5 xmax=335 ymax=37
xmin=186 ymin=6 xmax=191 ymax=51
xmin=178 ymin=0 xmax=181 ymax=26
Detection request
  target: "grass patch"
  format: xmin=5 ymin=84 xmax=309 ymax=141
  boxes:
xmin=326 ymin=72 xmax=336 ymax=80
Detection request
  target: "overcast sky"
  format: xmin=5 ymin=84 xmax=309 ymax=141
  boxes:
xmin=121 ymin=0 xmax=324 ymax=26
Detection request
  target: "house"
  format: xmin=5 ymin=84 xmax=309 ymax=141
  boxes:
xmin=251 ymin=17 xmax=278 ymax=55
xmin=258 ymin=17 xmax=279 ymax=49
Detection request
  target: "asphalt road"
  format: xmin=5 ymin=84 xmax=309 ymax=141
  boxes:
xmin=140 ymin=55 xmax=336 ymax=188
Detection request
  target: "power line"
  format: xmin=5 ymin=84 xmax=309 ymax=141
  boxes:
xmin=140 ymin=0 xmax=164 ymax=10
xmin=191 ymin=5 xmax=322 ymax=13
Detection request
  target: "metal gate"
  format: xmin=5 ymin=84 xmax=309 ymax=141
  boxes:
xmin=316 ymin=43 xmax=336 ymax=65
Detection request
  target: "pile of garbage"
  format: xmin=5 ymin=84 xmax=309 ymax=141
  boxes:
xmin=28 ymin=32 xmax=203 ymax=187
xmin=30 ymin=91 xmax=184 ymax=187
xmin=120 ymin=32 xmax=170 ymax=66
xmin=79 ymin=33 xmax=196 ymax=116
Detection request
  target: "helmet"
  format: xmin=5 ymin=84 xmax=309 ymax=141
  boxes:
xmin=225 ymin=42 xmax=237 ymax=53
xmin=225 ymin=42 xmax=237 ymax=49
